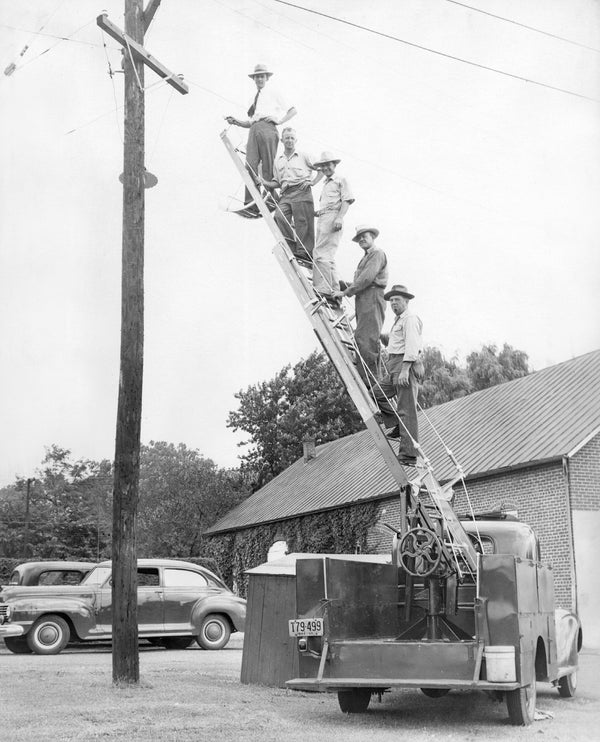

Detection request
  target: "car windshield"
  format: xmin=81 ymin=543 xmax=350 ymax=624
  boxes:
xmin=81 ymin=566 xmax=112 ymax=586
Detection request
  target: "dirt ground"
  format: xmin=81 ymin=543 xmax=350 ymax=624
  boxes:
xmin=2 ymin=635 xmax=599 ymax=741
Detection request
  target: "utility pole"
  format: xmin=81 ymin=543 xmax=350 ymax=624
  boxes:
xmin=24 ymin=478 xmax=32 ymax=558
xmin=97 ymin=0 xmax=188 ymax=685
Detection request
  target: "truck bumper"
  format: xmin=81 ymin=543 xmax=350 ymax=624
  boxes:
xmin=286 ymin=677 xmax=520 ymax=692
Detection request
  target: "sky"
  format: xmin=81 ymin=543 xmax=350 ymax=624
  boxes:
xmin=1 ymin=0 xmax=599 ymax=486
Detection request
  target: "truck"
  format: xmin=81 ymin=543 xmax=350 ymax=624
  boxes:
xmin=286 ymin=511 xmax=581 ymax=726
xmin=220 ymin=133 xmax=582 ymax=727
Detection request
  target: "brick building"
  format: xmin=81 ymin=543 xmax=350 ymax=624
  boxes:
xmin=207 ymin=350 xmax=600 ymax=646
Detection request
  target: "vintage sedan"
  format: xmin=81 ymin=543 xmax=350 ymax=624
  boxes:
xmin=0 ymin=558 xmax=245 ymax=655
xmin=6 ymin=561 xmax=96 ymax=587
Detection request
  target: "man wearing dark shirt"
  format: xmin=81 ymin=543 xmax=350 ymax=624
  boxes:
xmin=334 ymin=225 xmax=388 ymax=385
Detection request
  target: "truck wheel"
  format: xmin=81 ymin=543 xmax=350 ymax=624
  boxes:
xmin=338 ymin=689 xmax=371 ymax=713
xmin=196 ymin=614 xmax=231 ymax=650
xmin=420 ymin=688 xmax=450 ymax=698
xmin=557 ymin=671 xmax=577 ymax=698
xmin=4 ymin=636 xmax=32 ymax=654
xmin=27 ymin=614 xmax=70 ymax=655
xmin=506 ymin=666 xmax=536 ymax=726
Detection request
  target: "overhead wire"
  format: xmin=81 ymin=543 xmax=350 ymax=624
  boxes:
xmin=272 ymin=0 xmax=599 ymax=102
xmin=445 ymin=0 xmax=600 ymax=54
xmin=3 ymin=19 xmax=98 ymax=77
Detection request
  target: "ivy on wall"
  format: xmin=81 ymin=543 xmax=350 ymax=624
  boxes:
xmin=203 ymin=501 xmax=380 ymax=597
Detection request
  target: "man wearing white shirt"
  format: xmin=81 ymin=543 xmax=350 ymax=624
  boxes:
xmin=374 ymin=284 xmax=424 ymax=466
xmin=226 ymin=63 xmax=297 ymax=214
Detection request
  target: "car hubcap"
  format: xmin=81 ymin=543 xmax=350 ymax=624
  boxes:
xmin=205 ymin=621 xmax=223 ymax=642
xmin=39 ymin=624 xmax=59 ymax=646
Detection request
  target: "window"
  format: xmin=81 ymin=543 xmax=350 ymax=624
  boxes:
xmin=38 ymin=570 xmax=84 ymax=586
xmin=163 ymin=568 xmax=208 ymax=587
xmin=137 ymin=568 xmax=160 ymax=587
xmin=82 ymin=566 xmax=112 ymax=586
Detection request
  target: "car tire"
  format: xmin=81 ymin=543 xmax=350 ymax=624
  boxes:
xmin=557 ymin=671 xmax=577 ymax=698
xmin=4 ymin=636 xmax=32 ymax=654
xmin=337 ymin=689 xmax=372 ymax=713
xmin=27 ymin=614 xmax=70 ymax=655
xmin=162 ymin=636 xmax=194 ymax=650
xmin=196 ymin=614 xmax=231 ymax=650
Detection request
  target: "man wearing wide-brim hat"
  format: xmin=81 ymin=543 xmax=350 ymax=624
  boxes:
xmin=311 ymin=152 xmax=354 ymax=298
xmin=225 ymin=64 xmax=297 ymax=215
xmin=374 ymin=284 xmax=424 ymax=466
xmin=333 ymin=225 xmax=388 ymax=385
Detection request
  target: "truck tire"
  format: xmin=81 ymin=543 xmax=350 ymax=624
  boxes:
xmin=338 ymin=689 xmax=371 ymax=713
xmin=557 ymin=671 xmax=577 ymax=698
xmin=196 ymin=614 xmax=231 ymax=650
xmin=27 ymin=614 xmax=70 ymax=655
xmin=4 ymin=636 xmax=32 ymax=654
xmin=506 ymin=665 xmax=536 ymax=726
xmin=420 ymin=688 xmax=450 ymax=698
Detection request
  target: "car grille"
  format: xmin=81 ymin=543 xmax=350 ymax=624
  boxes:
xmin=0 ymin=605 xmax=8 ymax=618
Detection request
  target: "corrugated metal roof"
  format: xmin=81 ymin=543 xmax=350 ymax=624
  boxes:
xmin=207 ymin=350 xmax=600 ymax=535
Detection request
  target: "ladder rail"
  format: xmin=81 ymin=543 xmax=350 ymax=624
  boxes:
xmin=220 ymin=130 xmax=479 ymax=573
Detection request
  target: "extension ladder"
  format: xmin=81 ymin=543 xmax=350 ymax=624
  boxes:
xmin=220 ymin=131 xmax=478 ymax=575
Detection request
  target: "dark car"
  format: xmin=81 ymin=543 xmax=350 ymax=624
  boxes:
xmin=0 ymin=558 xmax=245 ymax=655
xmin=6 ymin=561 xmax=96 ymax=587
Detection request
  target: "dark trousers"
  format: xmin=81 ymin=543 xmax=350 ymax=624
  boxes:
xmin=354 ymin=285 xmax=386 ymax=385
xmin=375 ymin=353 xmax=423 ymax=458
xmin=245 ymin=120 xmax=278 ymax=204
xmin=274 ymin=184 xmax=315 ymax=257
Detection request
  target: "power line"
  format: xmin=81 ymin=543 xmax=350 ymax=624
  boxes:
xmin=0 ymin=23 xmax=105 ymax=49
xmin=272 ymin=0 xmax=599 ymax=103
xmin=445 ymin=0 xmax=600 ymax=54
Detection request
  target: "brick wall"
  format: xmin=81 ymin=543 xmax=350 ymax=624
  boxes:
xmin=366 ymin=461 xmax=575 ymax=608
xmin=570 ymin=433 xmax=600 ymax=510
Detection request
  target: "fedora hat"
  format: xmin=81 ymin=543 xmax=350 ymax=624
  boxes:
xmin=248 ymin=63 xmax=273 ymax=78
xmin=352 ymin=224 xmax=379 ymax=242
xmin=313 ymin=151 xmax=341 ymax=168
xmin=384 ymin=284 xmax=415 ymax=300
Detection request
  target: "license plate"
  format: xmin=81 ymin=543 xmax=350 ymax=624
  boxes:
xmin=288 ymin=617 xmax=324 ymax=637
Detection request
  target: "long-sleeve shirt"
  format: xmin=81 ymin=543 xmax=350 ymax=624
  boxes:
xmin=249 ymin=85 xmax=291 ymax=123
xmin=346 ymin=246 xmax=388 ymax=297
xmin=387 ymin=309 xmax=423 ymax=361
xmin=273 ymin=150 xmax=314 ymax=190
xmin=317 ymin=174 xmax=354 ymax=214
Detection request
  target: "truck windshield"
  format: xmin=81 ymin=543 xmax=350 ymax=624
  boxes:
xmin=81 ymin=566 xmax=112 ymax=586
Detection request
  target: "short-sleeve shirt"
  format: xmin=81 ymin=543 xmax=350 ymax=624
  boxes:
xmin=250 ymin=85 xmax=291 ymax=123
xmin=318 ymin=174 xmax=354 ymax=212
xmin=273 ymin=150 xmax=314 ymax=190
xmin=387 ymin=310 xmax=423 ymax=361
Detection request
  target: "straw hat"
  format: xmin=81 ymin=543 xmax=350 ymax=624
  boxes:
xmin=352 ymin=224 xmax=380 ymax=242
xmin=248 ymin=63 xmax=273 ymax=78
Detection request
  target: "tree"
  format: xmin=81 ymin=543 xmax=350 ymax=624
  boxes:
xmin=419 ymin=347 xmax=472 ymax=409
xmin=467 ymin=344 xmax=530 ymax=392
xmin=0 ymin=445 xmax=112 ymax=560
xmin=227 ymin=351 xmax=364 ymax=488
xmin=137 ymin=441 xmax=248 ymax=558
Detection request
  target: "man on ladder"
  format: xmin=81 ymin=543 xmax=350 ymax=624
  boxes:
xmin=333 ymin=225 xmax=388 ymax=387
xmin=225 ymin=63 xmax=297 ymax=217
xmin=375 ymin=284 xmax=424 ymax=466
